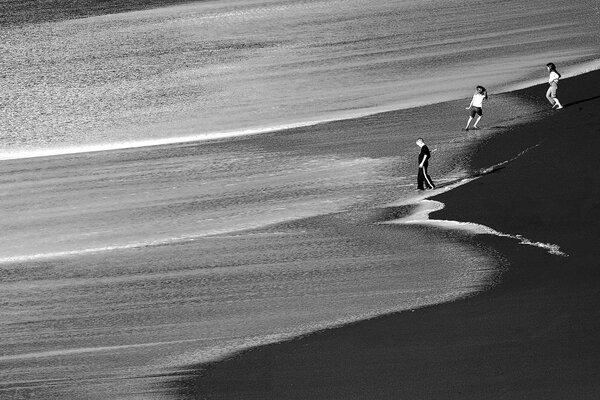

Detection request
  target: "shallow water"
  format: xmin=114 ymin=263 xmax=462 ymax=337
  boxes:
xmin=0 ymin=207 xmax=500 ymax=399
xmin=0 ymin=92 xmax=540 ymax=399
xmin=0 ymin=0 xmax=598 ymax=398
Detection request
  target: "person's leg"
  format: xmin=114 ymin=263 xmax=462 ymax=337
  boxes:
xmin=423 ymin=166 xmax=434 ymax=189
xmin=465 ymin=107 xmax=477 ymax=130
xmin=465 ymin=116 xmax=473 ymax=130
xmin=417 ymin=168 xmax=425 ymax=190
xmin=473 ymin=115 xmax=482 ymax=128
xmin=548 ymin=83 xmax=563 ymax=109
xmin=553 ymin=86 xmax=563 ymax=109
xmin=553 ymin=97 xmax=563 ymax=109
xmin=546 ymin=86 xmax=555 ymax=105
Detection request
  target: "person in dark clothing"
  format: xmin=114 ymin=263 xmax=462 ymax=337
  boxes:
xmin=416 ymin=138 xmax=435 ymax=190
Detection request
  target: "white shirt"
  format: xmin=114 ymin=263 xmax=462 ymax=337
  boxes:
xmin=549 ymin=71 xmax=560 ymax=84
xmin=471 ymin=93 xmax=486 ymax=108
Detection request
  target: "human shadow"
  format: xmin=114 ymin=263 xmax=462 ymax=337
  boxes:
xmin=564 ymin=95 xmax=600 ymax=108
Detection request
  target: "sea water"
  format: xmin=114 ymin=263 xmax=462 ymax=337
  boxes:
xmin=0 ymin=0 xmax=598 ymax=157
xmin=0 ymin=0 xmax=598 ymax=398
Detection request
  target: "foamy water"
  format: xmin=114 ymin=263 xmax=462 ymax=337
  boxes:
xmin=0 ymin=0 xmax=598 ymax=398
xmin=390 ymin=198 xmax=568 ymax=257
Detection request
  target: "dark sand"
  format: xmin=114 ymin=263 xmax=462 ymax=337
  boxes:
xmin=171 ymin=70 xmax=600 ymax=399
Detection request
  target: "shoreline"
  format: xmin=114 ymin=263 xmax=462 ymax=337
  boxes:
xmin=2 ymin=59 xmax=598 ymax=162
xmin=169 ymin=69 xmax=600 ymax=399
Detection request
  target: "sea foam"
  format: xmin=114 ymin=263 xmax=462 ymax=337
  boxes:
xmin=388 ymin=198 xmax=568 ymax=257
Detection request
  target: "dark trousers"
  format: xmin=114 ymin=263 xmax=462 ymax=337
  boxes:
xmin=417 ymin=165 xmax=434 ymax=189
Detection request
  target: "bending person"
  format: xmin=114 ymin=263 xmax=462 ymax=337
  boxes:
xmin=416 ymin=138 xmax=435 ymax=190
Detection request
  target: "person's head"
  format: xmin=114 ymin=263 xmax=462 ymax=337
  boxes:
xmin=416 ymin=138 xmax=424 ymax=147
xmin=546 ymin=62 xmax=557 ymax=72
xmin=476 ymin=85 xmax=486 ymax=93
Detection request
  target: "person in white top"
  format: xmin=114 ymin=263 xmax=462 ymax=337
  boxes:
xmin=464 ymin=85 xmax=488 ymax=131
xmin=546 ymin=62 xmax=563 ymax=109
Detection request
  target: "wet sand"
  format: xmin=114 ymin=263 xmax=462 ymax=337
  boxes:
xmin=171 ymin=70 xmax=600 ymax=399
xmin=0 ymin=76 xmax=547 ymax=398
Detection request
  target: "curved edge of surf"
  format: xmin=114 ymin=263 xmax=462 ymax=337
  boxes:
xmin=385 ymin=199 xmax=567 ymax=257
xmin=383 ymin=150 xmax=568 ymax=257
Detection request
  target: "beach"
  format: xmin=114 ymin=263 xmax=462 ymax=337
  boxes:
xmin=171 ymin=70 xmax=600 ymax=399
xmin=1 ymin=60 xmax=599 ymax=400
xmin=1 ymin=0 xmax=600 ymax=398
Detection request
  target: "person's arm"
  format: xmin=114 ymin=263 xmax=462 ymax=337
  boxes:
xmin=466 ymin=94 xmax=474 ymax=109
xmin=484 ymin=91 xmax=488 ymax=100
xmin=419 ymin=154 xmax=427 ymax=168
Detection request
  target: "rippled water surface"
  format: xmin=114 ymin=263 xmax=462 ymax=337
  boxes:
xmin=0 ymin=0 xmax=598 ymax=398
xmin=1 ymin=0 xmax=598 ymax=156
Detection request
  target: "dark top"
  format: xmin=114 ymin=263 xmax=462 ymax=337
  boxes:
xmin=418 ymin=145 xmax=430 ymax=167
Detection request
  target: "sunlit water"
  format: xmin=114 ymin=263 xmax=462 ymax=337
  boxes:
xmin=0 ymin=0 xmax=598 ymax=398
xmin=0 ymin=0 xmax=598 ymax=157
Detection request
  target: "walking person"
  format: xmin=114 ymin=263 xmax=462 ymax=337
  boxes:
xmin=545 ymin=62 xmax=563 ymax=109
xmin=464 ymin=85 xmax=488 ymax=131
xmin=416 ymin=138 xmax=435 ymax=190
